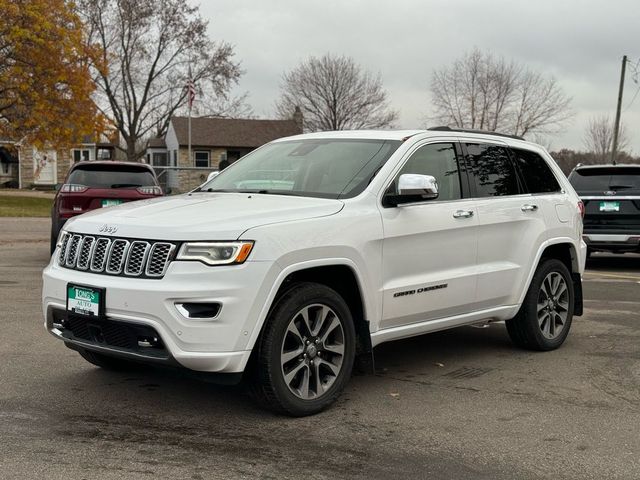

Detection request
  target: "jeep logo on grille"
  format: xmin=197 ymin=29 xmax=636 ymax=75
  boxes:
xmin=98 ymin=224 xmax=118 ymax=234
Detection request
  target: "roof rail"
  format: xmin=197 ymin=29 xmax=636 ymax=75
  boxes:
xmin=427 ymin=126 xmax=525 ymax=141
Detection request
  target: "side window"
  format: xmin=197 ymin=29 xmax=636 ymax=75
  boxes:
xmin=465 ymin=143 xmax=519 ymax=197
xmin=511 ymin=148 xmax=561 ymax=193
xmin=394 ymin=143 xmax=462 ymax=201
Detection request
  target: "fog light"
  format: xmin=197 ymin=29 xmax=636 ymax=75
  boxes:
xmin=175 ymin=302 xmax=221 ymax=320
xmin=138 ymin=336 xmax=159 ymax=348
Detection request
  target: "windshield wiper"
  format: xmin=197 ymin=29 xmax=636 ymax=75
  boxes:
xmin=202 ymin=188 xmax=299 ymax=196
xmin=203 ymin=188 xmax=238 ymax=193
xmin=245 ymin=189 xmax=300 ymax=196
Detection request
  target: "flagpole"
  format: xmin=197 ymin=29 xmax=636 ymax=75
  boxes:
xmin=188 ymin=61 xmax=192 ymax=168
xmin=188 ymin=103 xmax=191 ymax=168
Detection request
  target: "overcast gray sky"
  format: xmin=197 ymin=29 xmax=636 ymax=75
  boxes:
xmin=199 ymin=0 xmax=640 ymax=153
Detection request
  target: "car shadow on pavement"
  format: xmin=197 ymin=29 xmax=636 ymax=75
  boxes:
xmin=36 ymin=324 xmax=519 ymax=417
xmin=46 ymin=323 xmax=518 ymax=419
xmin=587 ymin=252 xmax=640 ymax=272
xmin=372 ymin=323 xmax=516 ymax=374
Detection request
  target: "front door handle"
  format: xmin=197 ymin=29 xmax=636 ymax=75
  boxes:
xmin=521 ymin=204 xmax=538 ymax=212
xmin=453 ymin=210 xmax=474 ymax=219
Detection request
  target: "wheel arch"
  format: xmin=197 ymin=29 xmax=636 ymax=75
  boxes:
xmin=521 ymin=239 xmax=583 ymax=316
xmin=246 ymin=259 xmax=374 ymax=369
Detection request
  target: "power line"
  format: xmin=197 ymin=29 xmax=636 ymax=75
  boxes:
xmin=622 ymin=57 xmax=640 ymax=111
xmin=624 ymin=85 xmax=640 ymax=111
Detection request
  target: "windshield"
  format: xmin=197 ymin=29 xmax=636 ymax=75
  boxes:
xmin=68 ymin=165 xmax=157 ymax=188
xmin=569 ymin=167 xmax=640 ymax=193
xmin=197 ymin=139 xmax=402 ymax=199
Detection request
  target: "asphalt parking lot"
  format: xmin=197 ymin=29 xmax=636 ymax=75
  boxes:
xmin=1 ymin=217 xmax=639 ymax=479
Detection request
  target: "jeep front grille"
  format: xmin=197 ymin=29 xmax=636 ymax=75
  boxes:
xmin=57 ymin=232 xmax=176 ymax=279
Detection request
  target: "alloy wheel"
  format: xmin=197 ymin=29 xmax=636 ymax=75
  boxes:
xmin=537 ymin=272 xmax=570 ymax=339
xmin=280 ymin=303 xmax=345 ymax=400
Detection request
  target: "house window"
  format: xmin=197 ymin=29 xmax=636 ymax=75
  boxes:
xmin=194 ymin=151 xmax=210 ymax=168
xmin=72 ymin=148 xmax=91 ymax=163
xmin=97 ymin=148 xmax=112 ymax=160
xmin=173 ymin=150 xmax=177 ymax=166
xmin=227 ymin=150 xmax=242 ymax=162
xmin=152 ymin=152 xmax=168 ymax=166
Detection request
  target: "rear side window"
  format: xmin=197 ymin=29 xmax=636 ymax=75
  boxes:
xmin=68 ymin=165 xmax=157 ymax=188
xmin=465 ymin=143 xmax=520 ymax=197
xmin=569 ymin=167 xmax=640 ymax=193
xmin=511 ymin=148 xmax=561 ymax=193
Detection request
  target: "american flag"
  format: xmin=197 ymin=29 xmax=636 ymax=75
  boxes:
xmin=186 ymin=78 xmax=196 ymax=109
xmin=186 ymin=66 xmax=196 ymax=109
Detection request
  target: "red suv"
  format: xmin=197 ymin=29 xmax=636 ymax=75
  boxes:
xmin=51 ymin=161 xmax=162 ymax=253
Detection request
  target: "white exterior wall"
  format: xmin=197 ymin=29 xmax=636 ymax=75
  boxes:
xmin=165 ymin=122 xmax=179 ymax=159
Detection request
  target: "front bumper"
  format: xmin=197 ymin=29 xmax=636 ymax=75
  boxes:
xmin=43 ymin=256 xmax=281 ymax=373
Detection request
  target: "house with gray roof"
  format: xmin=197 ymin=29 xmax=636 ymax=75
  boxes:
xmin=146 ymin=109 xmax=303 ymax=192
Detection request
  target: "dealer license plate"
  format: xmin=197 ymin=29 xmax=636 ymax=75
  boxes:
xmin=101 ymin=199 xmax=123 ymax=208
xmin=67 ymin=284 xmax=103 ymax=317
xmin=599 ymin=201 xmax=620 ymax=212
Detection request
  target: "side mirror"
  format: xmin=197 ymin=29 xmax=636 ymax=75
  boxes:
xmin=207 ymin=171 xmax=219 ymax=182
xmin=54 ymin=183 xmax=62 ymax=192
xmin=398 ymin=174 xmax=438 ymax=197
xmin=384 ymin=174 xmax=439 ymax=207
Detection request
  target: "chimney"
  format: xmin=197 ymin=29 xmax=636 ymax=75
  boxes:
xmin=293 ymin=106 xmax=303 ymax=132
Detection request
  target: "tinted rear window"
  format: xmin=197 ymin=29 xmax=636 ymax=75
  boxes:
xmin=465 ymin=143 xmax=520 ymax=197
xmin=68 ymin=165 xmax=157 ymax=188
xmin=511 ymin=148 xmax=561 ymax=193
xmin=569 ymin=167 xmax=640 ymax=193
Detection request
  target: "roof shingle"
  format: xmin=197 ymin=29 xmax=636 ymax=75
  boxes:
xmin=147 ymin=137 xmax=166 ymax=148
xmin=171 ymin=116 xmax=302 ymax=148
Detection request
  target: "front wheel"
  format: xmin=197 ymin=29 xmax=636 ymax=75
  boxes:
xmin=252 ymin=282 xmax=356 ymax=416
xmin=506 ymin=259 xmax=574 ymax=351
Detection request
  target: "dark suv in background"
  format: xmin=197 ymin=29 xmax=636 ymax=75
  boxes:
xmin=51 ymin=161 xmax=163 ymax=253
xmin=568 ymin=164 xmax=640 ymax=256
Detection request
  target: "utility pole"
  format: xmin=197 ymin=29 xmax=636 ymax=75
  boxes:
xmin=611 ymin=55 xmax=627 ymax=164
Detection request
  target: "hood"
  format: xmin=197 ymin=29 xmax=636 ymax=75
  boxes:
xmin=64 ymin=192 xmax=344 ymax=240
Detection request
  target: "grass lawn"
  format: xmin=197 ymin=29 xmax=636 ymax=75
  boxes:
xmin=0 ymin=195 xmax=53 ymax=217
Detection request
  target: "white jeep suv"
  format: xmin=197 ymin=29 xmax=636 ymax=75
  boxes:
xmin=43 ymin=128 xmax=586 ymax=416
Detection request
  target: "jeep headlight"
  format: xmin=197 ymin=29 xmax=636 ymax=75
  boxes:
xmin=176 ymin=241 xmax=254 ymax=266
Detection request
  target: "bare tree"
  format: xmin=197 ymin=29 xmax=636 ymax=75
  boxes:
xmin=429 ymin=48 xmax=572 ymax=138
xmin=275 ymin=54 xmax=398 ymax=131
xmin=79 ymin=0 xmax=242 ymax=161
xmin=583 ymin=114 xmax=629 ymax=162
xmin=187 ymin=91 xmax=255 ymax=120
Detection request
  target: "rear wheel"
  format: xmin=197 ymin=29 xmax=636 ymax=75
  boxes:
xmin=506 ymin=259 xmax=574 ymax=351
xmin=78 ymin=349 xmax=135 ymax=371
xmin=252 ymin=282 xmax=356 ymax=416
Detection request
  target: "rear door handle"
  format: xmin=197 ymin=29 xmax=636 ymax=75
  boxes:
xmin=453 ymin=210 xmax=474 ymax=219
xmin=521 ymin=204 xmax=538 ymax=212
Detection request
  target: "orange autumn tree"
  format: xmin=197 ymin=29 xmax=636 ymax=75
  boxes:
xmin=0 ymin=0 xmax=103 ymax=147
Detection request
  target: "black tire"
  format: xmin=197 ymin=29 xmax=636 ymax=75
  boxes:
xmin=252 ymin=282 xmax=356 ymax=416
xmin=506 ymin=258 xmax=574 ymax=351
xmin=78 ymin=349 xmax=135 ymax=371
